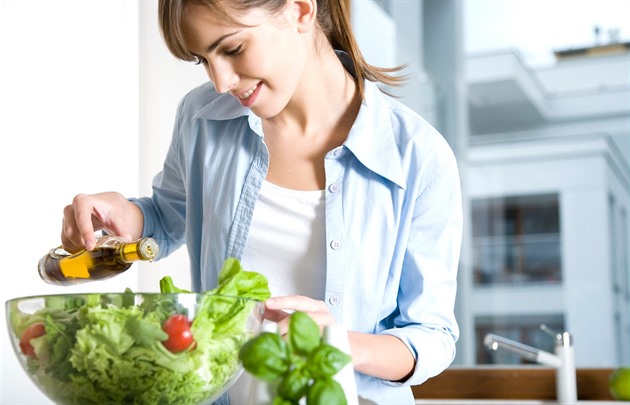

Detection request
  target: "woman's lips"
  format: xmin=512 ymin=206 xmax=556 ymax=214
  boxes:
xmin=239 ymin=83 xmax=259 ymax=100
xmin=237 ymin=82 xmax=260 ymax=107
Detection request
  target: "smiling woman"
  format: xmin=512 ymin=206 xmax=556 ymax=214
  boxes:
xmin=132 ymin=1 xmax=461 ymax=403
xmin=11 ymin=1 xmax=625 ymax=404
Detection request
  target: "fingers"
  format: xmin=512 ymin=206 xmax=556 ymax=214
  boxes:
xmin=264 ymin=295 xmax=336 ymax=335
xmin=61 ymin=203 xmax=92 ymax=253
xmin=70 ymin=194 xmax=101 ymax=251
xmin=265 ymin=295 xmax=324 ymax=313
xmin=263 ymin=308 xmax=292 ymax=323
xmin=60 ymin=192 xmax=138 ymax=252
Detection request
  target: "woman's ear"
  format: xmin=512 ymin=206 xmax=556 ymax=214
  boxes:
xmin=288 ymin=0 xmax=317 ymax=33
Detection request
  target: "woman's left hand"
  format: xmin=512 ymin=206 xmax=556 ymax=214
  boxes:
xmin=263 ymin=295 xmax=336 ymax=335
xmin=265 ymin=295 xmax=416 ymax=381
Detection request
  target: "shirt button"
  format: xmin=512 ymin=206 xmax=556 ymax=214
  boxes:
xmin=333 ymin=148 xmax=344 ymax=157
xmin=328 ymin=296 xmax=341 ymax=305
xmin=330 ymin=239 xmax=342 ymax=250
xmin=328 ymin=183 xmax=341 ymax=193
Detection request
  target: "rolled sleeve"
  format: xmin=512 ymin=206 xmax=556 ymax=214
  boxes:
xmin=384 ymin=157 xmax=462 ymax=386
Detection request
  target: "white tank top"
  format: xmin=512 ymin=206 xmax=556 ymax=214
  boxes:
xmin=240 ymin=180 xmax=327 ymax=299
xmin=232 ymin=181 xmax=326 ymax=404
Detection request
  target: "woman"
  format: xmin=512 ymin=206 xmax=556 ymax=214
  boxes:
xmin=61 ymin=0 xmax=462 ymax=403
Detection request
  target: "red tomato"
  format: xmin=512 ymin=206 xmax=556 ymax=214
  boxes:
xmin=162 ymin=314 xmax=195 ymax=353
xmin=19 ymin=323 xmax=46 ymax=358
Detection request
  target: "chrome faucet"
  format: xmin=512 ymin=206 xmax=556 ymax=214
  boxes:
xmin=484 ymin=325 xmax=577 ymax=404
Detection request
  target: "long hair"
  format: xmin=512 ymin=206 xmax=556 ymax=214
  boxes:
xmin=158 ymin=0 xmax=405 ymax=99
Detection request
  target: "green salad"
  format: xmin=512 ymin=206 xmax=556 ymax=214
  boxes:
xmin=9 ymin=258 xmax=270 ymax=405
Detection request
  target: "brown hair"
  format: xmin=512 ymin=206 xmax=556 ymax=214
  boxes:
xmin=158 ymin=0 xmax=405 ymax=99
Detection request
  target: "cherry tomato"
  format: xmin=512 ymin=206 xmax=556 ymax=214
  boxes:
xmin=162 ymin=314 xmax=195 ymax=353
xmin=19 ymin=323 xmax=46 ymax=358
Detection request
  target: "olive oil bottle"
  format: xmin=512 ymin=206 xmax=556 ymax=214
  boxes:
xmin=38 ymin=235 xmax=159 ymax=285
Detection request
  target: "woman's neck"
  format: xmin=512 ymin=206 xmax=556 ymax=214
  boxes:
xmin=261 ymin=45 xmax=362 ymax=191
xmin=264 ymin=45 xmax=360 ymax=140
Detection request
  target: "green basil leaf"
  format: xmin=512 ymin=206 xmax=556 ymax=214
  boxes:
xmin=288 ymin=311 xmax=321 ymax=355
xmin=306 ymin=377 xmax=347 ymax=405
xmin=272 ymin=397 xmax=295 ymax=405
xmin=239 ymin=332 xmax=289 ymax=380
xmin=277 ymin=366 xmax=311 ymax=401
xmin=306 ymin=343 xmax=352 ymax=379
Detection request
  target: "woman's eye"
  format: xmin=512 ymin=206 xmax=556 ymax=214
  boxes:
xmin=224 ymin=45 xmax=243 ymax=56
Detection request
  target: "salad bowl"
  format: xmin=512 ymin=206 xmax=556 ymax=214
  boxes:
xmin=6 ymin=291 xmax=265 ymax=405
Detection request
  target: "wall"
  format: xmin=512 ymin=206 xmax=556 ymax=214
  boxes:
xmin=135 ymin=1 xmax=207 ymax=292
xmin=0 ymin=1 xmax=139 ymax=403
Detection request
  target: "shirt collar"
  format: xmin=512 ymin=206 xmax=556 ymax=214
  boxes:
xmin=192 ymin=53 xmax=406 ymax=189
xmin=193 ymin=87 xmax=263 ymax=137
xmin=194 ymin=91 xmax=249 ymax=121
xmin=344 ymin=81 xmax=406 ymax=189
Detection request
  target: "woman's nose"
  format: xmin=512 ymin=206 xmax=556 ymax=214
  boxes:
xmin=206 ymin=61 xmax=237 ymax=94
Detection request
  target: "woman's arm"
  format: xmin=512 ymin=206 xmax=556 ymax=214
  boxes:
xmin=348 ymin=331 xmax=415 ymax=381
xmin=264 ymin=296 xmax=415 ymax=382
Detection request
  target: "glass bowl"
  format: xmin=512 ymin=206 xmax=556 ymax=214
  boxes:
xmin=6 ymin=292 xmax=264 ymax=405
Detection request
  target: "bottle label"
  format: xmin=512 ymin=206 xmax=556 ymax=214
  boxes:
xmin=38 ymin=236 xmax=159 ymax=285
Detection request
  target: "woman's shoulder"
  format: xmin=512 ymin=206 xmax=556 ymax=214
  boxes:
xmin=378 ymin=93 xmax=459 ymax=190
xmin=348 ymin=82 xmax=456 ymax=190
xmin=367 ymin=83 xmax=453 ymax=157
xmin=383 ymin=94 xmax=439 ymax=139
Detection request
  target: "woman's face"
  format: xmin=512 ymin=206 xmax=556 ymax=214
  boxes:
xmin=181 ymin=2 xmax=309 ymax=119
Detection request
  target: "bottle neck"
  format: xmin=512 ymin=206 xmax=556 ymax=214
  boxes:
xmin=118 ymin=238 xmax=158 ymax=262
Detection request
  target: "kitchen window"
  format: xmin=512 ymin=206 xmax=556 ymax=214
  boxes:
xmin=472 ymin=194 xmax=562 ymax=286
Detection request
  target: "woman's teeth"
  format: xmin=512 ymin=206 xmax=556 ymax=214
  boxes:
xmin=239 ymin=83 xmax=258 ymax=100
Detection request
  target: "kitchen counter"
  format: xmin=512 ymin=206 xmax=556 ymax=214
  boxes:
xmin=412 ymin=367 xmax=617 ymax=402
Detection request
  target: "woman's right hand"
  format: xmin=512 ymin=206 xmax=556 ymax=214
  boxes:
xmin=61 ymin=192 xmax=144 ymax=252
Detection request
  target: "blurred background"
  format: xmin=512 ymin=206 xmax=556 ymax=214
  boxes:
xmin=1 ymin=0 xmax=628 ymax=403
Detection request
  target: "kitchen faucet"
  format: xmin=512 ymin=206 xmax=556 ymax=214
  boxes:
xmin=484 ymin=325 xmax=577 ymax=404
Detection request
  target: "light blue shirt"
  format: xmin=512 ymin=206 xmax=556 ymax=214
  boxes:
xmin=133 ymin=70 xmax=462 ymax=404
